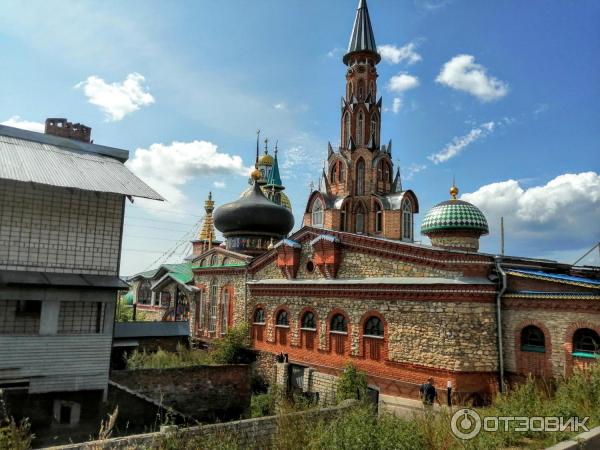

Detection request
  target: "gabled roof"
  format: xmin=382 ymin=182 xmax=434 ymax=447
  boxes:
xmin=344 ymin=0 xmax=380 ymax=64
xmin=506 ymin=269 xmax=600 ymax=289
xmin=0 ymin=124 xmax=163 ymax=200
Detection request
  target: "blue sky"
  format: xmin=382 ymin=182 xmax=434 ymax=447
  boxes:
xmin=1 ymin=0 xmax=599 ymax=275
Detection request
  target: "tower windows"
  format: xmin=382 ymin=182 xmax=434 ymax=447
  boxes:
xmin=340 ymin=201 xmax=349 ymax=231
xmin=343 ymin=112 xmax=351 ymax=147
xmin=402 ymin=199 xmax=413 ymax=241
xmin=355 ymin=203 xmax=365 ymax=234
xmin=358 ymin=80 xmax=364 ymax=100
xmin=331 ymin=163 xmax=338 ymax=183
xmin=377 ymin=160 xmax=391 ymax=183
xmin=371 ymin=113 xmax=379 ymax=148
xmin=312 ymin=198 xmax=324 ymax=228
xmin=339 ymin=161 xmax=345 ymax=182
xmin=356 ymin=158 xmax=365 ymax=195
xmin=375 ymin=201 xmax=383 ymax=233
xmin=357 ymin=112 xmax=364 ymax=145
xmin=348 ymin=82 xmax=353 ymax=100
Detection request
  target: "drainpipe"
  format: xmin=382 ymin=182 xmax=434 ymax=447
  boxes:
xmin=494 ymin=256 xmax=507 ymax=393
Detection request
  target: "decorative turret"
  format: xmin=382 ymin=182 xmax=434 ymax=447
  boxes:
xmin=214 ymin=170 xmax=295 ymax=256
xmin=421 ymin=182 xmax=489 ymax=252
xmin=263 ymin=142 xmax=292 ymax=210
xmin=191 ymin=191 xmax=221 ymax=256
xmin=343 ymin=0 xmax=381 ymax=65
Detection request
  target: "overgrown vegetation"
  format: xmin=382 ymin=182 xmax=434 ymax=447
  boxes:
xmin=125 ymin=324 xmax=252 ymax=369
xmin=115 ymin=298 xmax=148 ymax=322
xmin=336 ymin=363 xmax=368 ymax=402
xmin=0 ymin=393 xmax=33 ymax=450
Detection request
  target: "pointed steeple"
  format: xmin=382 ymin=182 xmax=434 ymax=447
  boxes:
xmin=392 ymin=167 xmax=402 ymax=193
xmin=320 ymin=167 xmax=332 ymax=195
xmin=199 ymin=191 xmax=217 ymax=249
xmin=343 ymin=0 xmax=380 ymax=65
xmin=265 ymin=143 xmax=283 ymax=188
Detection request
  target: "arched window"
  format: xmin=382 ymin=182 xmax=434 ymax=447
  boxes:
xmin=375 ymin=201 xmax=383 ymax=233
xmin=330 ymin=313 xmax=348 ymax=355
xmin=196 ymin=291 xmax=205 ymax=334
xmin=276 ymin=310 xmax=289 ymax=326
xmin=301 ymin=311 xmax=317 ymax=350
xmin=220 ymin=287 xmax=230 ymax=335
xmin=312 ymin=198 xmax=324 ymax=228
xmin=199 ymin=258 xmax=206 ymax=267
xmin=210 ymin=254 xmax=218 ymax=266
xmin=363 ymin=315 xmax=384 ymax=360
xmin=137 ymin=280 xmax=152 ymax=305
xmin=339 ymin=161 xmax=346 ymax=182
xmin=252 ymin=307 xmax=265 ymax=341
xmin=358 ymin=80 xmax=364 ymax=100
xmin=364 ymin=316 xmax=384 ymax=337
xmin=276 ymin=309 xmax=289 ymax=346
xmin=355 ymin=203 xmax=365 ymax=234
xmin=208 ymin=279 xmax=218 ymax=332
xmin=330 ymin=314 xmax=347 ymax=333
xmin=343 ymin=112 xmax=351 ymax=146
xmin=521 ymin=326 xmax=545 ymax=353
xmin=357 ymin=112 xmax=364 ymax=145
xmin=573 ymin=328 xmax=600 ymax=356
xmin=253 ymin=308 xmax=265 ymax=324
xmin=356 ymin=158 xmax=365 ymax=195
xmin=340 ymin=201 xmax=348 ymax=232
xmin=371 ymin=114 xmax=379 ymax=147
xmin=348 ymin=82 xmax=353 ymax=100
xmin=402 ymin=199 xmax=413 ymax=241
xmin=331 ymin=163 xmax=338 ymax=183
xmin=369 ymin=81 xmax=375 ymax=98
xmin=301 ymin=312 xmax=316 ymax=330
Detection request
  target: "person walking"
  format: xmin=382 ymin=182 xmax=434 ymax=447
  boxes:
xmin=419 ymin=378 xmax=441 ymax=408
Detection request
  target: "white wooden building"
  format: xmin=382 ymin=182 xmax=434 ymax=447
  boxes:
xmin=0 ymin=120 xmax=162 ymax=432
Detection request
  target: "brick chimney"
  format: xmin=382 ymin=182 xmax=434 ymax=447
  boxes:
xmin=45 ymin=118 xmax=92 ymax=143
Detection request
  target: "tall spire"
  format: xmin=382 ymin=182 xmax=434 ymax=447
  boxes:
xmin=199 ymin=191 xmax=217 ymax=245
xmin=343 ymin=0 xmax=380 ymax=65
xmin=265 ymin=141 xmax=282 ymax=187
xmin=255 ymin=129 xmax=260 ymax=168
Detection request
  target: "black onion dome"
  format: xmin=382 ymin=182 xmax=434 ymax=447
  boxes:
xmin=214 ymin=181 xmax=294 ymax=238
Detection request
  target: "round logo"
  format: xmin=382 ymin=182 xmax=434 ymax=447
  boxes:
xmin=451 ymin=408 xmax=482 ymax=440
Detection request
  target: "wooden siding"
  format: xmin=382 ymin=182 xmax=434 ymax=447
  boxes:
xmin=0 ymin=335 xmax=112 ymax=393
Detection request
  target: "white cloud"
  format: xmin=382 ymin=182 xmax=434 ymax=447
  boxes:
xmin=213 ymin=181 xmax=226 ymax=189
xmin=402 ymin=163 xmax=427 ymax=180
xmin=388 ymin=73 xmax=420 ymax=93
xmin=126 ymin=140 xmax=252 ymax=216
xmin=436 ymin=54 xmax=508 ymax=102
xmin=378 ymin=42 xmax=422 ymax=65
xmin=1 ymin=116 xmax=44 ymax=132
xmin=274 ymin=102 xmax=286 ymax=110
xmin=326 ymin=47 xmax=344 ymax=59
xmin=462 ymin=172 xmax=600 ymax=255
xmin=392 ymin=98 xmax=403 ymax=114
xmin=75 ymin=73 xmax=155 ymax=121
xmin=533 ymin=103 xmax=549 ymax=116
xmin=428 ymin=121 xmax=496 ymax=164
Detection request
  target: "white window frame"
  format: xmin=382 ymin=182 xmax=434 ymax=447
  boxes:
xmin=312 ymin=198 xmax=324 ymax=228
xmin=402 ymin=199 xmax=413 ymax=241
xmin=208 ymin=281 xmax=218 ymax=332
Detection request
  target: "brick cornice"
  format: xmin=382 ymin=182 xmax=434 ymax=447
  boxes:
xmin=192 ymin=267 xmax=246 ymax=276
xmin=249 ymin=283 xmax=496 ymax=302
xmin=503 ymin=297 xmax=600 ymax=312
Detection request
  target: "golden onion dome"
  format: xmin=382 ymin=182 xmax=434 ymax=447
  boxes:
xmin=258 ymin=151 xmax=274 ymax=166
xmin=279 ymin=192 xmax=292 ymax=210
xmin=250 ymin=168 xmax=262 ymax=181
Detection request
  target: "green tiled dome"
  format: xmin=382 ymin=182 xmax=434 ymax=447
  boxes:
xmin=421 ymin=200 xmax=489 ymax=235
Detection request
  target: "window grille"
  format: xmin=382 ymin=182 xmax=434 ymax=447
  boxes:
xmin=58 ymin=302 xmax=104 ymax=334
xmin=0 ymin=301 xmax=40 ymax=334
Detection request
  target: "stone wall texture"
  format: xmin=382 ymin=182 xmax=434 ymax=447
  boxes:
xmin=110 ymin=365 xmax=251 ymax=421
xmin=0 ymin=179 xmax=123 ymax=275
xmin=503 ymin=308 xmax=600 ymax=379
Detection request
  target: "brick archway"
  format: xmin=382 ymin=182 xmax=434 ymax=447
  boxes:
xmin=514 ymin=320 xmax=552 ymax=379
xmin=358 ymin=310 xmax=388 ymax=362
xmin=564 ymin=321 xmax=600 ymax=375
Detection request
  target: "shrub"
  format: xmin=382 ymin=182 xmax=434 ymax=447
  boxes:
xmin=126 ymin=344 xmax=211 ymax=369
xmin=335 ymin=363 xmax=368 ymax=402
xmin=209 ymin=324 xmax=252 ymax=365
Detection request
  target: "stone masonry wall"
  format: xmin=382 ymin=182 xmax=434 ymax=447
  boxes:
xmin=254 ymin=242 xmax=461 ymax=281
xmin=110 ymin=365 xmax=251 ymax=421
xmin=252 ymin=294 xmax=497 ymax=372
xmin=503 ymin=308 xmax=600 ymax=378
xmin=0 ymin=179 xmax=123 ymax=275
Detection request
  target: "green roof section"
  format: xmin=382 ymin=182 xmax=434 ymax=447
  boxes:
xmin=265 ymin=149 xmax=282 ymax=187
xmin=121 ymin=291 xmax=134 ymax=305
xmin=161 ymin=262 xmax=194 ymax=284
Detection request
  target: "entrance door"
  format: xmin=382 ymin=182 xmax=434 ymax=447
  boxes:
xmin=289 ymin=364 xmax=306 ymax=391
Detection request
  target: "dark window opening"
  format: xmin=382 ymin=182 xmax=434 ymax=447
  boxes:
xmin=16 ymin=300 xmax=41 ymax=315
xmin=330 ymin=314 xmax=347 ymax=333
xmin=520 ymin=325 xmax=545 ymax=353
xmin=301 ymin=312 xmax=316 ymax=329
xmin=59 ymin=405 xmax=71 ymax=425
xmin=276 ymin=310 xmax=289 ymax=326
xmin=364 ymin=316 xmax=384 ymax=337
xmin=253 ymin=308 xmax=265 ymax=324
xmin=573 ymin=328 xmax=600 ymax=356
xmin=306 ymin=261 xmax=315 ymax=272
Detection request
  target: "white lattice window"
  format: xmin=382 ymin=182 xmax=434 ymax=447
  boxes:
xmin=402 ymin=199 xmax=413 ymax=241
xmin=312 ymin=198 xmax=324 ymax=228
xmin=208 ymin=280 xmax=218 ymax=332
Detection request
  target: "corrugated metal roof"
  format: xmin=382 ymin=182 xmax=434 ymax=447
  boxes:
xmin=506 ymin=269 xmax=600 ymax=288
xmin=0 ymin=125 xmax=163 ymax=200
xmin=0 ymin=270 xmax=129 ymax=289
